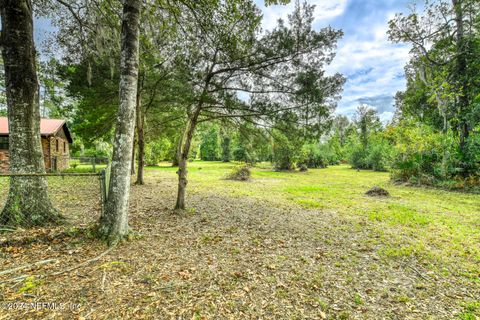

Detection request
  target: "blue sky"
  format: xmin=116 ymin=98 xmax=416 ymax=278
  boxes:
xmin=256 ymin=0 xmax=413 ymax=121
xmin=34 ymin=0 xmax=413 ymax=121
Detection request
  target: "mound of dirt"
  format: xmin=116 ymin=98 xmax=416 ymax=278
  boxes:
xmin=365 ymin=186 xmax=390 ymax=197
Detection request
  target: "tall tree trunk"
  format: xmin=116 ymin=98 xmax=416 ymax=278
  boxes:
xmin=453 ymin=0 xmax=469 ymax=153
xmin=0 ymin=0 xmax=61 ymax=227
xmin=98 ymin=0 xmax=140 ymax=244
xmin=175 ymin=108 xmax=201 ymax=210
xmin=131 ymin=133 xmax=136 ymax=175
xmin=135 ymin=89 xmax=144 ymax=185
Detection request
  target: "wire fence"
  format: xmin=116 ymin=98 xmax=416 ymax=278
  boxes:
xmin=69 ymin=156 xmax=110 ymax=173
xmin=0 ymin=156 xmax=109 ymax=174
xmin=0 ymin=166 xmax=110 ymax=233
xmin=0 ymin=166 xmax=113 ymax=309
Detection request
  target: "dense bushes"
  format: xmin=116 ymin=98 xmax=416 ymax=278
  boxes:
xmin=299 ymin=143 xmax=339 ymax=168
xmin=190 ymin=113 xmax=479 ymax=193
xmin=232 ymin=146 xmax=258 ymax=164
xmin=272 ymin=131 xmax=299 ymax=170
xmin=199 ymin=125 xmax=221 ymax=161
xmin=300 ymin=143 xmax=328 ymax=168
xmin=390 ymin=124 xmax=480 ymax=190
xmin=145 ymin=138 xmax=172 ymax=166
xmin=347 ymin=137 xmax=394 ymax=172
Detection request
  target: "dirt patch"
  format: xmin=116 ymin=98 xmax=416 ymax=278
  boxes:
xmin=365 ymin=186 xmax=390 ymax=197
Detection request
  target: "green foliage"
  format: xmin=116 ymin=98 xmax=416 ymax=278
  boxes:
xmin=57 ymin=58 xmax=119 ymax=144
xmin=272 ymin=130 xmax=299 ymax=170
xmin=342 ymin=106 xmax=394 ymax=172
xmin=71 ymin=139 xmax=111 ymax=158
xmin=387 ymin=0 xmax=480 ymax=189
xmin=299 ymin=143 xmax=337 ymax=168
xmin=347 ymin=142 xmax=368 ymax=170
xmin=346 ymin=136 xmax=394 ymax=172
xmin=221 ymin=135 xmax=231 ymax=162
xmin=145 ymin=138 xmax=172 ymax=166
xmin=390 ymin=123 xmax=480 ymax=190
xmin=232 ymin=145 xmax=253 ymax=163
xmin=18 ymin=276 xmax=43 ymax=294
xmin=230 ymin=123 xmax=271 ymax=164
xmin=199 ymin=125 xmax=221 ymax=161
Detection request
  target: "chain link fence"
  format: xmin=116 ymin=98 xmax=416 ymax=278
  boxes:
xmin=0 ymin=166 xmax=110 ymax=233
xmin=0 ymin=156 xmax=109 ymax=174
xmin=0 ymin=165 xmax=113 ymax=312
xmin=69 ymin=156 xmax=109 ymax=173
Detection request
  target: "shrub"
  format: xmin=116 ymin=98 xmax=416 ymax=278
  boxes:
xmin=226 ymin=165 xmax=251 ymax=181
xmin=232 ymin=146 xmax=257 ymax=164
xmin=272 ymin=131 xmax=298 ymax=170
xmin=348 ymin=144 xmax=368 ymax=169
xmin=300 ymin=143 xmax=329 ymax=168
xmin=346 ymin=137 xmax=394 ymax=171
xmin=388 ymin=124 xmax=480 ymax=191
xmin=391 ymin=125 xmax=450 ymax=182
xmin=366 ymin=141 xmax=394 ymax=172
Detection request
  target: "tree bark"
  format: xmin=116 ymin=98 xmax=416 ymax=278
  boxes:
xmin=171 ymin=136 xmax=181 ymax=167
xmin=0 ymin=0 xmax=61 ymax=227
xmin=98 ymin=0 xmax=140 ymax=244
xmin=175 ymin=108 xmax=201 ymax=210
xmin=131 ymin=133 xmax=136 ymax=175
xmin=135 ymin=89 xmax=144 ymax=185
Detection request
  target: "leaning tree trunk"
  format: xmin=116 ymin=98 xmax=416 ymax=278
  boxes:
xmin=175 ymin=108 xmax=201 ymax=210
xmin=98 ymin=0 xmax=140 ymax=244
xmin=171 ymin=136 xmax=182 ymax=167
xmin=135 ymin=89 xmax=145 ymax=185
xmin=0 ymin=0 xmax=61 ymax=227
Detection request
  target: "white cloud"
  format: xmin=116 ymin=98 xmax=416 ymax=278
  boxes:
xmin=379 ymin=111 xmax=395 ymax=124
xmin=256 ymin=0 xmax=348 ymax=31
xmin=326 ymin=22 xmax=410 ymax=121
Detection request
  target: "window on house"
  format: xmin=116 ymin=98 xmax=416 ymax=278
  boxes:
xmin=0 ymin=136 xmax=8 ymax=150
xmin=56 ymin=139 xmax=59 ymax=152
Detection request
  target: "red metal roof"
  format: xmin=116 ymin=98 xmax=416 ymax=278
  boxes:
xmin=0 ymin=117 xmax=72 ymax=142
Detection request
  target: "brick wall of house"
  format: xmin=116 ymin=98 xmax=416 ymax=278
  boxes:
xmin=0 ymin=135 xmax=70 ymax=173
xmin=47 ymin=134 xmax=70 ymax=171
xmin=41 ymin=137 xmax=51 ymax=170
xmin=0 ymin=149 xmax=9 ymax=172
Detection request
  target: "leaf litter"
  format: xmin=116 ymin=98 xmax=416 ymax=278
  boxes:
xmin=0 ymin=171 xmax=478 ymax=319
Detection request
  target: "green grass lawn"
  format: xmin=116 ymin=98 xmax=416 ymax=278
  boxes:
xmin=2 ymin=161 xmax=478 ymax=318
xmin=148 ymin=161 xmax=480 ymax=283
xmin=63 ymin=163 xmax=108 ymax=173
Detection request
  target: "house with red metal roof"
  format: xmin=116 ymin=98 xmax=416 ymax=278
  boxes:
xmin=0 ymin=117 xmax=73 ymax=172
